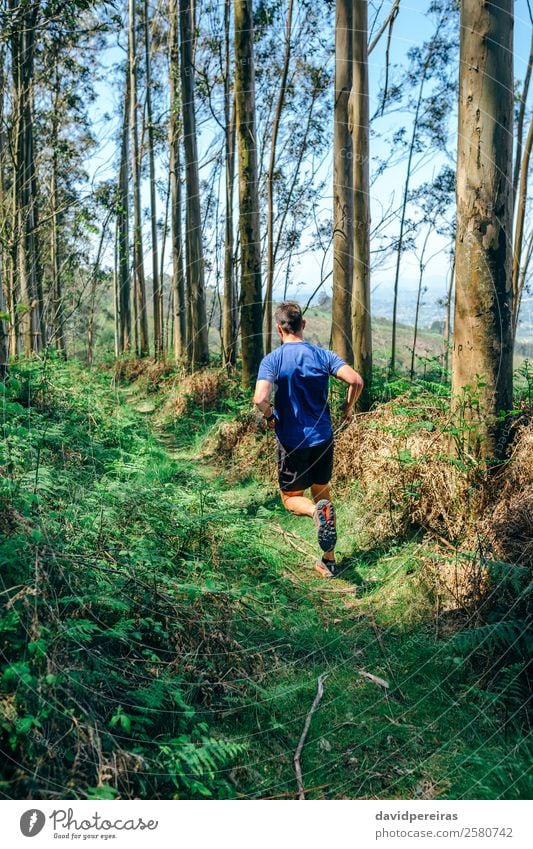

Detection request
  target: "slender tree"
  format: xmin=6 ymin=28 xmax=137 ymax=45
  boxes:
xmin=129 ymin=0 xmax=149 ymax=356
xmin=144 ymin=0 xmax=163 ymax=358
xmin=49 ymin=57 xmax=66 ymax=355
xmin=10 ymin=0 xmax=44 ymax=355
xmin=512 ymin=113 xmax=533 ymax=336
xmin=179 ymin=0 xmax=209 ymax=367
xmin=263 ymin=0 xmax=294 ymax=354
xmin=452 ymin=0 xmax=514 ymax=459
xmin=117 ymin=67 xmax=131 ymax=353
xmin=332 ymin=0 xmax=353 ymax=363
xmin=234 ymin=0 xmax=263 ymax=385
xmin=351 ymin=0 xmax=372 ymax=407
xmin=169 ymin=0 xmax=187 ymax=360
xmin=222 ymin=0 xmax=237 ymax=367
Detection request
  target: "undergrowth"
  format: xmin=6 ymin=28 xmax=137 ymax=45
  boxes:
xmin=0 ymin=356 xmax=531 ymax=800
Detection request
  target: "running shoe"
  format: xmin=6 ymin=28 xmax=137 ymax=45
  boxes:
xmin=313 ymin=499 xmax=337 ymax=553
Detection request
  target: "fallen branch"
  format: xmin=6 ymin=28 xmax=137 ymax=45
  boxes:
xmin=294 ymin=673 xmax=327 ymax=800
xmin=357 ymin=669 xmax=390 ymax=690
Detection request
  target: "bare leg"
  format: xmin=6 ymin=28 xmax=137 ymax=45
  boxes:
xmin=280 ymin=489 xmax=315 ymax=517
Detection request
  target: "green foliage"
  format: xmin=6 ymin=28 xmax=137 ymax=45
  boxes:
xmin=0 ymin=358 xmax=530 ymax=801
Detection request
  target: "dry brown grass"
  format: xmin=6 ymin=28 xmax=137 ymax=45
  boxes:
xmin=485 ymin=418 xmax=533 ymax=569
xmin=163 ymin=368 xmax=230 ymax=416
xmin=203 ymin=411 xmax=277 ymax=484
xmin=334 ymin=396 xmax=483 ymax=543
xmin=113 ymin=357 xmax=175 ymax=390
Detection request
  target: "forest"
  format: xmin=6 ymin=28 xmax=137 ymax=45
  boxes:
xmin=0 ymin=0 xmax=532 ymax=801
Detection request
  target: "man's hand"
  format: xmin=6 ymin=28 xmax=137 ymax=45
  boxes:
xmin=340 ymin=400 xmax=354 ymax=423
xmin=253 ymin=379 xmax=276 ymax=429
xmin=335 ymin=364 xmax=364 ymax=421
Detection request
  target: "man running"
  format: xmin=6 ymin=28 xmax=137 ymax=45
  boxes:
xmin=253 ymin=301 xmax=364 ymax=577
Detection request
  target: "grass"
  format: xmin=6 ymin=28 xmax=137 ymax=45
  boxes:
xmin=0 ymin=356 xmax=530 ymax=800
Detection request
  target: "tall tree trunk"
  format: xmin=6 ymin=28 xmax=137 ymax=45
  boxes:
xmin=179 ymin=0 xmax=209 ymax=367
xmin=144 ymin=0 xmax=163 ymax=358
xmin=452 ymin=0 xmax=514 ymax=460
xmin=118 ymin=67 xmax=131 ymax=353
xmin=0 ymin=258 xmax=8 ymax=379
xmin=443 ymin=253 xmax=454 ymax=375
xmin=351 ymin=0 xmax=372 ymax=408
xmin=169 ymin=0 xmax=187 ymax=361
xmin=512 ymin=30 xmax=533 ymax=208
xmin=11 ymin=0 xmax=43 ymax=355
xmin=410 ymin=228 xmax=431 ymax=380
xmin=332 ymin=0 xmax=354 ymax=363
xmin=222 ymin=0 xmax=237 ymax=368
xmin=0 ymin=40 xmax=10 ymax=372
xmin=263 ymin=0 xmax=294 ymax=354
xmin=389 ymin=55 xmax=431 ymax=374
xmin=129 ymin=0 xmax=149 ymax=356
xmin=234 ymin=0 xmax=264 ymax=386
xmin=113 ymin=225 xmax=120 ymax=357
xmin=515 ymin=227 xmax=533 ymax=336
xmin=50 ymin=64 xmax=66 ymax=356
xmin=512 ymin=113 xmax=532 ymax=337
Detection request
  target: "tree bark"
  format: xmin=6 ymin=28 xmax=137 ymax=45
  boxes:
xmin=118 ymin=66 xmax=131 ymax=353
xmin=144 ymin=0 xmax=163 ymax=358
xmin=10 ymin=0 xmax=43 ymax=355
xmin=512 ymin=29 xmax=532 ymax=208
xmin=331 ymin=0 xmax=354 ymax=363
xmin=234 ymin=0 xmax=263 ymax=386
xmin=452 ymin=0 xmax=514 ymax=460
xmin=222 ymin=0 xmax=237 ymax=367
xmin=179 ymin=0 xmax=209 ymax=367
xmin=389 ymin=54 xmax=431 ymax=375
xmin=263 ymin=0 xmax=294 ymax=354
xmin=443 ymin=253 xmax=455 ymax=375
xmin=512 ymin=112 xmax=532 ymax=337
xmin=169 ymin=0 xmax=187 ymax=361
xmin=129 ymin=0 xmax=149 ymax=356
xmin=351 ymin=0 xmax=372 ymax=408
xmin=50 ymin=61 xmax=66 ymax=356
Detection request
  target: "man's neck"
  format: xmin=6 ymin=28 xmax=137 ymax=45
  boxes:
xmin=281 ymin=333 xmax=304 ymax=344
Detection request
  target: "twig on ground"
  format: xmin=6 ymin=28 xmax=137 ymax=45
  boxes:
xmin=294 ymin=673 xmax=327 ymax=800
xmin=357 ymin=669 xmax=390 ymax=690
xmin=260 ymin=783 xmax=330 ymax=800
xmin=271 ymin=523 xmax=315 ymax=559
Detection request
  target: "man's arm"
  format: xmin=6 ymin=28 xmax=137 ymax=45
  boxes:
xmin=253 ymin=379 xmax=276 ymax=429
xmin=335 ymin=364 xmax=364 ymax=420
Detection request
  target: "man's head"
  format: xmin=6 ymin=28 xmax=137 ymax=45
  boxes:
xmin=274 ymin=301 xmax=306 ymax=339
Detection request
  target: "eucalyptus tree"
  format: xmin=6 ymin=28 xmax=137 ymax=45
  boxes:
xmin=168 ymin=0 xmax=186 ymax=360
xmin=179 ymin=0 xmax=209 ymax=367
xmin=263 ymin=0 xmax=294 ymax=354
xmin=452 ymin=0 xmax=514 ymax=459
xmin=332 ymin=0 xmax=353 ymax=364
xmin=129 ymin=0 xmax=149 ymax=355
xmin=351 ymin=0 xmax=371 ymax=408
xmin=385 ymin=0 xmax=458 ymax=374
xmin=234 ymin=0 xmax=263 ymax=385
xmin=7 ymin=0 xmax=44 ymax=355
xmin=143 ymin=0 xmax=163 ymax=357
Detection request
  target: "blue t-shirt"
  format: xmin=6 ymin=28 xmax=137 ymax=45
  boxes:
xmin=257 ymin=341 xmax=346 ymax=449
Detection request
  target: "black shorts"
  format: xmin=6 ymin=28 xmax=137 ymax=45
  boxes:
xmin=276 ymin=438 xmax=334 ymax=492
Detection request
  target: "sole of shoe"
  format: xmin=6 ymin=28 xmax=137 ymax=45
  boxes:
xmin=314 ymin=499 xmax=337 ymax=552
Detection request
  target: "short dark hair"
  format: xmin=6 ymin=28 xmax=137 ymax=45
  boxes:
xmin=274 ymin=301 xmax=303 ymax=334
